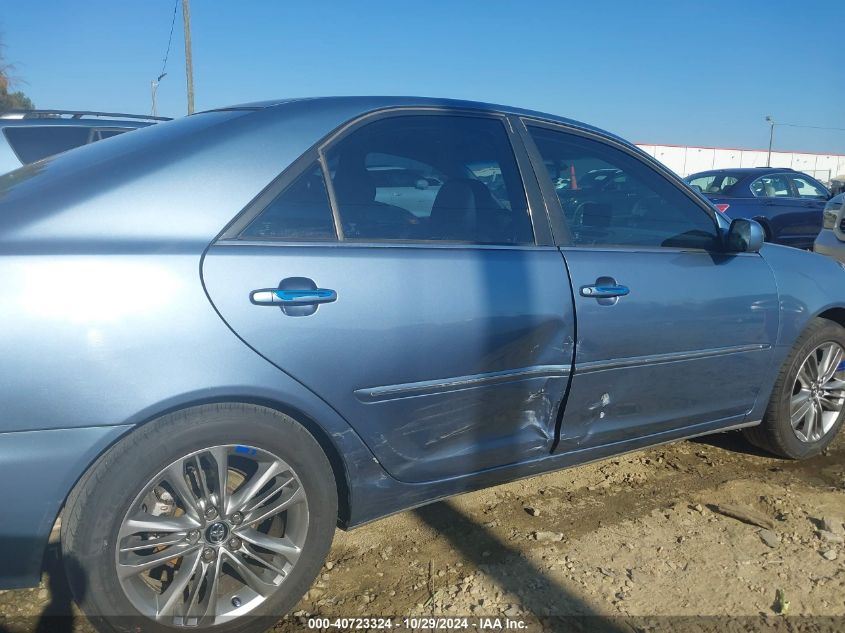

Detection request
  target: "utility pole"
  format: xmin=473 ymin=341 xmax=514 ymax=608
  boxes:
xmin=765 ymin=115 xmax=775 ymax=166
xmin=182 ymin=0 xmax=195 ymax=114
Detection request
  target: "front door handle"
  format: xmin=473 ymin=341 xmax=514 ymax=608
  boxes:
xmin=250 ymin=288 xmax=337 ymax=306
xmin=580 ymin=283 xmax=629 ymax=299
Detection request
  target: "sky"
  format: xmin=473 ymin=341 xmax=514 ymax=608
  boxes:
xmin=3 ymin=0 xmax=844 ymax=154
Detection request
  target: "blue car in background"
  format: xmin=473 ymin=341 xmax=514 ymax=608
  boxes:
xmin=686 ymin=167 xmax=831 ymax=249
xmin=2 ymin=97 xmax=845 ymax=632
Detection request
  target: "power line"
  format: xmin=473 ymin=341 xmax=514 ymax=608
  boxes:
xmin=776 ymin=122 xmax=845 ymax=133
xmin=159 ymin=0 xmax=179 ymax=81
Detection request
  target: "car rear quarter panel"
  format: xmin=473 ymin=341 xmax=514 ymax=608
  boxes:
xmin=0 ymin=102 xmax=403 ymax=589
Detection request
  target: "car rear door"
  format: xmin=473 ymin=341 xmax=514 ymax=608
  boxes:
xmin=518 ymin=120 xmax=780 ymax=451
xmin=202 ymin=110 xmax=575 ymax=483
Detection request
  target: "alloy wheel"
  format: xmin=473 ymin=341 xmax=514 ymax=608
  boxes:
xmin=790 ymin=342 xmax=845 ymax=443
xmin=115 ymin=444 xmax=308 ymax=627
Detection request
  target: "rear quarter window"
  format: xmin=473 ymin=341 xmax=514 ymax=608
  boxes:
xmin=687 ymin=173 xmax=739 ymax=195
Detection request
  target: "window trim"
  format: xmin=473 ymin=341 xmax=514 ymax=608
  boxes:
xmin=219 ymin=107 xmax=555 ymax=247
xmin=515 ymin=117 xmax=727 ymax=252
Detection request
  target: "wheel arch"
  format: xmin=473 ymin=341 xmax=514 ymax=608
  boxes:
xmin=59 ymin=396 xmax=354 ymax=535
xmin=817 ymin=307 xmax=845 ymax=331
xmin=752 ymin=216 xmax=773 ymax=241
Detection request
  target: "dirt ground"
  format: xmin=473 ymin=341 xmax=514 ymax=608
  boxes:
xmin=1 ymin=431 xmax=844 ymax=632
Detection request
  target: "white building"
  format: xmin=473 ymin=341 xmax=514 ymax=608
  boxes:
xmin=635 ymin=143 xmax=845 ymax=185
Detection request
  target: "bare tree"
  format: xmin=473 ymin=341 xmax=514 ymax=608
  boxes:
xmin=0 ymin=36 xmax=34 ymax=110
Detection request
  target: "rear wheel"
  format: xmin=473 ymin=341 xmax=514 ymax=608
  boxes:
xmin=62 ymin=404 xmax=337 ymax=633
xmin=744 ymin=318 xmax=845 ymax=458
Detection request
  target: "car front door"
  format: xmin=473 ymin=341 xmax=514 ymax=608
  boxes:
xmin=519 ymin=120 xmax=780 ymax=450
xmin=787 ymin=173 xmax=830 ymax=245
xmin=202 ymin=111 xmax=576 ymax=483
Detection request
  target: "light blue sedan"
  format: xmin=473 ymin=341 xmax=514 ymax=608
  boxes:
xmin=1 ymin=97 xmax=844 ymax=632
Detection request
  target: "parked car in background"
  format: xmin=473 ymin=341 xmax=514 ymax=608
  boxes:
xmin=0 ymin=110 xmax=169 ymax=174
xmin=2 ymin=97 xmax=845 ymax=633
xmin=685 ymin=167 xmax=831 ymax=249
xmin=813 ymin=193 xmax=845 ymax=262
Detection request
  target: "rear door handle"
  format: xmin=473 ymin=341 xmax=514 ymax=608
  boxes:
xmin=580 ymin=284 xmax=629 ymax=298
xmin=250 ymin=288 xmax=337 ymax=306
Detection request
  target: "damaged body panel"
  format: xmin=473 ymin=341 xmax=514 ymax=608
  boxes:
xmin=556 ymin=248 xmax=779 ymax=449
xmin=202 ymin=244 xmax=576 ymax=482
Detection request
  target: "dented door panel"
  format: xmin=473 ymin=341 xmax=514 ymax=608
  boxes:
xmin=556 ymin=247 xmax=779 ymax=449
xmin=202 ymin=244 xmax=576 ymax=483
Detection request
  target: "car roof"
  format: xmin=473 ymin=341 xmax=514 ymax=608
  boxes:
xmin=204 ymin=95 xmax=625 ymax=143
xmin=688 ymin=167 xmax=796 ymax=177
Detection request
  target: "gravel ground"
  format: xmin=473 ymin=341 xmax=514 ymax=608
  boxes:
xmin=1 ymin=431 xmax=844 ymax=633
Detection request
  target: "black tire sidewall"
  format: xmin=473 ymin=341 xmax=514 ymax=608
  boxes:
xmin=63 ymin=405 xmax=336 ymax=633
xmin=770 ymin=322 xmax=845 ymax=458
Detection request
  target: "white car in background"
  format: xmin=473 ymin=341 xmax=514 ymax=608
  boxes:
xmin=814 ymin=193 xmax=845 ymax=263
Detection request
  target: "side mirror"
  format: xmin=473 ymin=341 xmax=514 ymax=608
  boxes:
xmin=415 ymin=178 xmax=429 ymax=190
xmin=725 ymin=218 xmax=765 ymax=253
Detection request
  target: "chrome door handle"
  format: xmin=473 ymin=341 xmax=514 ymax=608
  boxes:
xmin=580 ymin=284 xmax=629 ymax=299
xmin=250 ymin=288 xmax=337 ymax=306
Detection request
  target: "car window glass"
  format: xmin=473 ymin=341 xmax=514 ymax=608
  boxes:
xmin=790 ymin=175 xmax=827 ymax=199
xmin=687 ymin=174 xmax=739 ymax=195
xmin=325 ymin=115 xmax=533 ymax=244
xmin=240 ymin=161 xmax=337 ymax=240
xmin=3 ymin=126 xmax=92 ymax=164
xmin=528 ymin=126 xmax=719 ymax=249
xmin=751 ymin=174 xmax=792 ymax=198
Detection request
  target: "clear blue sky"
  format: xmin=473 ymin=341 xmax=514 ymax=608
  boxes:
xmin=3 ymin=0 xmax=844 ymax=153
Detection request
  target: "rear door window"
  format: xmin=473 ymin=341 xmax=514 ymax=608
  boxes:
xmin=3 ymin=126 xmax=92 ymax=164
xmin=324 ymin=115 xmax=534 ymax=244
xmin=751 ymin=174 xmax=793 ymax=198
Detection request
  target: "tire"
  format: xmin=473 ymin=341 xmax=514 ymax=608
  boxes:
xmin=744 ymin=318 xmax=845 ymax=458
xmin=61 ymin=403 xmax=337 ymax=633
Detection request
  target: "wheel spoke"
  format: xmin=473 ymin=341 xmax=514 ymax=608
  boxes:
xmin=800 ymin=353 xmax=819 ymax=385
xmin=207 ymin=446 xmax=229 ymax=514
xmin=804 ymin=402 xmax=818 ymax=440
xmin=120 ymin=512 xmax=200 ymax=539
xmin=238 ymin=528 xmax=301 ymax=565
xmin=118 ymin=542 xmax=201 ymax=578
xmin=791 ymin=398 xmax=812 ymax=428
xmin=156 ymin=547 xmax=203 ymax=618
xmin=120 ymin=533 xmax=188 ymax=553
xmin=227 ymin=461 xmax=282 ymax=516
xmin=245 ymin=485 xmax=305 ymax=526
xmin=163 ymin=461 xmax=203 ymax=521
xmin=184 ymin=557 xmax=221 ymax=622
xmin=819 ymin=345 xmax=843 ymax=383
xmin=222 ymin=550 xmax=276 ymax=597
xmin=819 ymin=394 xmax=843 ymax=411
xmin=241 ymin=543 xmax=288 ymax=577
xmin=823 ymin=378 xmax=845 ymax=393
xmin=241 ymin=476 xmax=294 ymax=516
